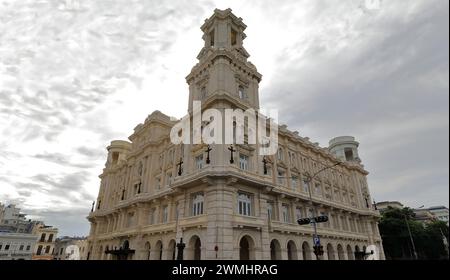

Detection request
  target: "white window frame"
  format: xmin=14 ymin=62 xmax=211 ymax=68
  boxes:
xmin=282 ymin=204 xmax=290 ymax=223
xmin=291 ymin=176 xmax=298 ymax=189
xmin=237 ymin=193 xmax=252 ymax=216
xmin=162 ymin=206 xmax=168 ymax=223
xmin=267 ymin=202 xmax=275 ymax=220
xmin=303 ymin=179 xmax=310 ymax=193
xmin=196 ymin=154 xmax=204 ymax=170
xmin=192 ymin=193 xmax=204 ymax=216
xmin=239 ymin=154 xmax=249 ymax=170
xmin=238 ymin=85 xmax=247 ymax=99
xmin=296 ymin=207 xmax=303 ymax=221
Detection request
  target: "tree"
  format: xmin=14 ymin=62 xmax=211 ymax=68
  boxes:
xmin=379 ymin=207 xmax=449 ymax=260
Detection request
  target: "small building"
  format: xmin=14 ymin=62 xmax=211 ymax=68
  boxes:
xmin=0 ymin=231 xmax=37 ymax=260
xmin=375 ymin=201 xmax=404 ymax=213
xmin=427 ymin=206 xmax=449 ymax=226
xmin=31 ymin=222 xmax=58 ymax=260
xmin=54 ymin=236 xmax=87 ymax=260
xmin=412 ymin=208 xmax=438 ymax=224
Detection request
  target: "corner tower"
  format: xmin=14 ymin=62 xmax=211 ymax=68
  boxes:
xmin=186 ymin=8 xmax=262 ymax=112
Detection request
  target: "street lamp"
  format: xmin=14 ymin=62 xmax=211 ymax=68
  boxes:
xmin=404 ymin=205 xmax=423 ymax=260
xmin=303 ymin=162 xmax=343 ymax=260
xmin=277 ymin=161 xmax=343 ymax=260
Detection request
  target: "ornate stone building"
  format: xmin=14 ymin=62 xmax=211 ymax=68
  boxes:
xmin=86 ymin=8 xmax=384 ymax=260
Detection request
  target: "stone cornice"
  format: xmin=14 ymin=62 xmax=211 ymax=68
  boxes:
xmin=186 ymin=49 xmax=262 ymax=84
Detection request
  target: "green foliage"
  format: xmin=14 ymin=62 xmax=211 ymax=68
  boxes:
xmin=379 ymin=207 xmax=449 ymax=260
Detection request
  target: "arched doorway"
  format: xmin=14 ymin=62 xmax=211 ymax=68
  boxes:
xmin=355 ymin=245 xmax=362 ymax=260
xmin=188 ymin=236 xmax=202 ymax=260
xmin=327 ymin=244 xmax=335 ymax=260
xmin=168 ymin=240 xmax=176 ymax=260
xmin=144 ymin=242 xmax=151 ymax=260
xmin=154 ymin=241 xmax=163 ymax=260
xmin=302 ymin=242 xmax=312 ymax=260
xmin=98 ymin=246 xmax=103 ymax=260
xmin=194 ymin=238 xmax=201 ymax=260
xmin=239 ymin=235 xmax=255 ymax=260
xmin=287 ymin=241 xmax=298 ymax=260
xmin=105 ymin=246 xmax=109 ymax=260
xmin=270 ymin=239 xmax=282 ymax=260
xmin=337 ymin=244 xmax=345 ymax=260
xmin=347 ymin=245 xmax=354 ymax=260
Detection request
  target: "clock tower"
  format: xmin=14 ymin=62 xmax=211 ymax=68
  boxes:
xmin=186 ymin=8 xmax=262 ymax=113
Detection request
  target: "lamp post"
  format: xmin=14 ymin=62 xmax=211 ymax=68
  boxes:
xmin=304 ymin=162 xmax=343 ymax=260
xmin=404 ymin=205 xmax=423 ymax=260
xmin=278 ymin=161 xmax=343 ymax=260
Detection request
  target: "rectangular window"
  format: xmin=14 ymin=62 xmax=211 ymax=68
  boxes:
xmin=282 ymin=204 xmax=290 ymax=223
xmin=231 ymin=29 xmax=237 ymax=45
xmin=278 ymin=170 xmax=285 ymax=185
xmin=5 ymin=244 xmax=10 ymax=251
xmin=149 ymin=208 xmax=155 ymax=224
xmin=303 ymin=180 xmax=310 ymax=193
xmin=315 ymin=183 xmax=321 ymax=195
xmin=238 ymin=193 xmax=252 ymax=216
xmin=210 ymin=30 xmax=215 ymax=47
xmin=192 ymin=193 xmax=204 ymax=216
xmin=308 ymin=208 xmax=314 ymax=219
xmin=267 ymin=201 xmax=275 ymax=220
xmin=127 ymin=213 xmax=134 ymax=228
xmin=162 ymin=206 xmax=168 ymax=223
xmin=296 ymin=207 xmax=303 ymax=221
xmin=239 ymin=154 xmax=249 ymax=170
xmin=196 ymin=155 xmax=204 ymax=170
xmin=291 ymin=176 xmax=298 ymax=189
xmin=156 ymin=178 xmax=161 ymax=190
xmin=26 ymin=245 xmax=31 ymax=251
xmin=166 ymin=172 xmax=173 ymax=186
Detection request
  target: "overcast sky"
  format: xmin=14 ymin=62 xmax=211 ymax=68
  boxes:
xmin=0 ymin=0 xmax=448 ymax=236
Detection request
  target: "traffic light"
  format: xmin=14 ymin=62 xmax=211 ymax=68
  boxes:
xmin=297 ymin=218 xmax=311 ymax=225
xmin=313 ymin=245 xmax=324 ymax=256
xmin=314 ymin=215 xmax=329 ymax=223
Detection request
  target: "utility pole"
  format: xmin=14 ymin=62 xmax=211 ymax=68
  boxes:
xmin=403 ymin=214 xmax=418 ymax=260
xmin=305 ymin=162 xmax=342 ymax=260
xmin=282 ymin=161 xmax=342 ymax=259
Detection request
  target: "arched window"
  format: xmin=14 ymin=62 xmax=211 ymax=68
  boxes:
xmin=192 ymin=193 xmax=204 ymax=216
xmin=287 ymin=241 xmax=298 ymax=260
xmin=237 ymin=193 xmax=252 ymax=216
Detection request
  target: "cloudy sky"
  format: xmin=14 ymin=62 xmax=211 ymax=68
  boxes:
xmin=0 ymin=0 xmax=448 ymax=236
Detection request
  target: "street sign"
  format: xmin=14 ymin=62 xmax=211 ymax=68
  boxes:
xmin=313 ymin=236 xmax=321 ymax=246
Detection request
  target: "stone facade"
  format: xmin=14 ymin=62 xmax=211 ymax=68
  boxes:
xmin=32 ymin=222 xmax=58 ymax=260
xmin=0 ymin=232 xmax=37 ymax=260
xmin=86 ymin=8 xmax=384 ymax=260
